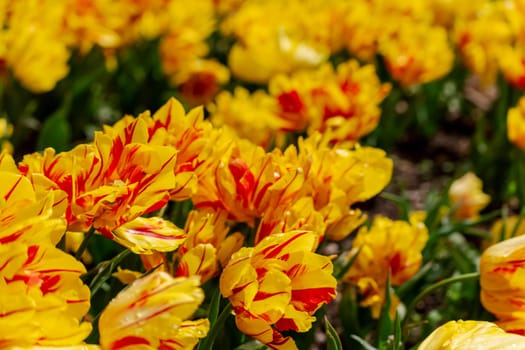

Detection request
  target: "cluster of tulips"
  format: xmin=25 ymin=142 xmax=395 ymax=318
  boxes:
xmin=3 ymin=0 xmax=525 ymax=349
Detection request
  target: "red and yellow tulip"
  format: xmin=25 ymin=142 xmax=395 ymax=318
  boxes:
xmin=344 ymin=213 xmax=428 ymax=318
xmin=220 ymin=230 xmax=336 ymax=349
xmin=0 ymin=172 xmax=91 ymax=348
xmin=99 ymin=272 xmax=208 ymax=350
xmin=480 ymin=234 xmax=525 ymax=333
xmin=419 ymin=320 xmax=525 ymax=350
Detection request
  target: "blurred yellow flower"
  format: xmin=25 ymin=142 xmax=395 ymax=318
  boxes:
xmin=341 ymin=0 xmax=379 ymax=60
xmin=453 ymin=2 xmax=513 ymax=85
xmin=448 ymin=172 xmax=491 ymax=220
xmin=159 ymin=1 xmax=224 ymax=104
xmin=341 ymin=0 xmax=454 ymax=86
xmin=497 ymin=318 xmax=525 ymax=336
xmin=208 ymin=87 xmax=285 ymax=148
xmin=220 ymin=0 xmax=329 ymax=83
xmin=499 ymin=45 xmax=525 ymax=89
xmin=178 ymin=59 xmax=230 ymax=107
xmin=419 ymin=320 xmax=525 ymax=350
xmin=381 ymin=23 xmax=453 ymax=86
xmin=269 ymin=60 xmax=390 ymax=145
xmin=99 ymin=272 xmax=209 ymax=350
xmin=66 ymin=0 xmax=205 ymax=61
xmin=0 ymin=117 xmax=13 ymax=154
xmin=507 ymin=96 xmax=525 ymax=150
xmin=344 ymin=213 xmax=428 ymax=318
xmin=1 ymin=0 xmax=70 ymax=92
xmin=485 ymin=215 xmax=525 ymax=249
xmin=220 ymin=230 xmax=336 ymax=350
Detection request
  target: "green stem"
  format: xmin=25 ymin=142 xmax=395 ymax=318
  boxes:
xmin=198 ymin=302 xmax=233 ymax=350
xmin=75 ymin=226 xmax=95 ymax=260
xmin=380 ymin=192 xmax=410 ymax=220
xmin=435 ymin=209 xmax=503 ymax=236
xmin=89 ymin=249 xmax=132 ymax=297
xmin=510 ymin=205 xmax=525 ymax=238
xmin=402 ymin=272 xmax=480 ymax=334
xmin=516 ymin=151 xmax=525 ymax=207
xmin=462 ymin=228 xmax=492 ymax=240
xmin=396 ymin=262 xmax=433 ymax=298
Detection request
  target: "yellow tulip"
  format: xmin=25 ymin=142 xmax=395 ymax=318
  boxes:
xmin=419 ymin=320 xmax=525 ymax=350
xmin=269 ymin=60 xmax=391 ymax=146
xmin=448 ymin=172 xmax=491 ymax=220
xmin=507 ymin=96 xmax=525 ymax=150
xmin=480 ymin=235 xmax=525 ymax=323
xmin=220 ymin=230 xmax=336 ymax=349
xmin=344 ymin=213 xmax=428 ymax=318
xmin=99 ymin=272 xmax=208 ymax=350
xmin=0 ymin=173 xmax=91 ymax=348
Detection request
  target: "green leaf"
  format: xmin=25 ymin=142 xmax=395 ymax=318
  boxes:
xmin=197 ymin=302 xmax=233 ymax=350
xmin=339 ymin=287 xmax=363 ymax=338
xmin=393 ymin=314 xmax=403 ymax=350
xmin=334 ymin=246 xmax=362 ymax=280
xmin=396 ymin=262 xmax=432 ymax=299
xmin=378 ymin=273 xmax=393 ymax=350
xmin=37 ymin=112 xmax=71 ymax=152
xmin=402 ymin=272 xmax=479 ymax=334
xmin=350 ymin=335 xmax=378 ymax=350
xmin=208 ymin=288 xmax=222 ymax=326
xmin=233 ymin=340 xmax=266 ymax=350
xmin=89 ymin=249 xmax=132 ymax=298
xmin=325 ymin=316 xmax=343 ymax=350
xmin=36 ymin=92 xmax=73 ymax=152
xmin=446 ymin=233 xmax=478 ymax=274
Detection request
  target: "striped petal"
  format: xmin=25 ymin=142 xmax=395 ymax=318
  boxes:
xmin=99 ymin=272 xmax=208 ymax=350
xmin=220 ymin=231 xmax=336 ymax=350
xmin=112 ymin=217 xmax=187 ymax=254
xmin=419 ymin=320 xmax=525 ymax=350
xmin=480 ymin=235 xmax=525 ymax=320
xmin=175 ymin=244 xmax=218 ymax=283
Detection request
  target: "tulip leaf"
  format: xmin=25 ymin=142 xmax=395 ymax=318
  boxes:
xmin=36 ymin=93 xmax=73 ymax=152
xmin=378 ymin=273 xmax=393 ymax=350
xmin=393 ymin=314 xmax=403 ymax=350
xmin=36 ymin=112 xmax=71 ymax=152
xmin=447 ymin=233 xmax=478 ymax=274
xmin=208 ymin=288 xmax=222 ymax=325
xmin=197 ymin=302 xmax=233 ymax=350
xmin=334 ymin=246 xmax=362 ymax=280
xmin=350 ymin=335 xmax=378 ymax=350
xmin=325 ymin=316 xmax=343 ymax=350
xmin=340 ymin=287 xmax=363 ymax=338
xmin=233 ymin=340 xmax=266 ymax=350
xmin=89 ymin=249 xmax=133 ymax=298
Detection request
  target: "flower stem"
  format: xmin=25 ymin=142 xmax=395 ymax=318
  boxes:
xmin=75 ymin=226 xmax=95 ymax=260
xmin=198 ymin=302 xmax=233 ymax=350
xmin=402 ymin=272 xmax=480 ymax=334
xmin=89 ymin=249 xmax=132 ymax=297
